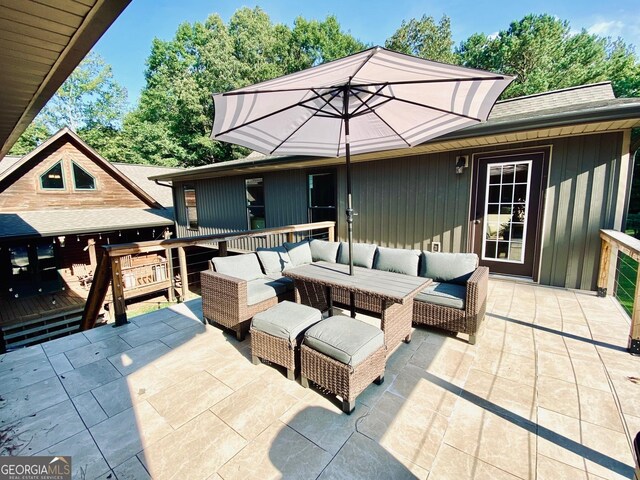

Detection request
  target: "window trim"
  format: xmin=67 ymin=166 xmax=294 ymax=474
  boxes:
xmin=245 ymin=176 xmax=265 ymax=230
xmin=183 ymin=184 xmax=199 ymax=231
xmin=307 ymin=169 xmax=337 ymax=223
xmin=71 ymin=161 xmax=97 ymax=191
xmin=39 ymin=160 xmax=66 ymax=191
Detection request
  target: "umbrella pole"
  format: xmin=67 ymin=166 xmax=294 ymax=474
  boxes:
xmin=344 ymin=98 xmax=357 ymax=317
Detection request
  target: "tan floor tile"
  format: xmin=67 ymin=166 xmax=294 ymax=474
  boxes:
xmin=0 ymin=377 xmax=67 ymax=424
xmin=90 ymin=400 xmax=173 ymax=468
xmin=318 ymin=432 xmax=428 ymax=480
xmin=472 ymin=344 xmax=537 ymax=386
xmin=479 ymin=328 xmax=536 ymax=359
xmin=536 ymin=349 xmax=575 ymax=383
xmin=42 ymin=332 xmax=90 ymax=356
xmin=210 ymin=376 xmax=298 ymax=440
xmin=537 ymin=375 xmax=580 ymax=418
xmin=462 ymin=369 xmax=536 ymax=421
xmin=140 ymin=410 xmax=246 ymax=480
xmin=82 ymin=321 xmax=140 ymax=343
xmin=113 ymin=456 xmax=150 ymax=480
xmin=581 ymin=421 xmax=636 ymax=480
xmin=148 ymin=370 xmax=232 ymax=428
xmin=0 ymin=399 xmax=85 ymax=456
xmin=608 ymin=369 xmax=640 ymax=417
xmin=280 ymin=393 xmax=368 ymax=454
xmin=206 ymin=347 xmax=270 ymax=390
xmin=91 ymin=365 xmax=177 ymax=417
xmin=537 ymin=407 xmax=585 ymax=470
xmin=388 ymin=363 xmax=460 ymax=417
xmin=537 ymin=454 xmax=589 ymax=479
xmin=0 ymin=356 xmax=56 ymax=395
xmin=64 ymin=336 xmax=132 ymax=369
xmin=37 ymin=429 xmax=110 ymax=480
xmin=59 ymin=358 xmax=122 ymax=398
xmin=358 ymin=391 xmax=448 ymax=471
xmin=0 ymin=344 xmax=46 ymax=372
xmin=118 ymin=321 xmax=176 ymax=347
xmin=107 ymin=340 xmax=172 ymax=376
xmin=48 ymin=353 xmax=74 ymax=375
xmin=409 ymin=340 xmax=475 ymax=385
xmin=218 ymin=421 xmax=332 ymax=480
xmin=430 ymin=444 xmax=521 ymax=479
xmin=71 ymin=391 xmax=108 ymax=427
xmin=534 ymin=329 xmax=570 ymax=356
xmin=443 ymin=400 xmax=535 ymax=479
xmin=578 ymin=385 xmax=625 ymax=432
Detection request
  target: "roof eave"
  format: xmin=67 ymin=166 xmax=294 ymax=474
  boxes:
xmin=150 ymin=101 xmax=640 ymax=182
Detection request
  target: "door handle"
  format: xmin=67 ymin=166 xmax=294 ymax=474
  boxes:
xmin=473 ymin=219 xmax=481 ymax=224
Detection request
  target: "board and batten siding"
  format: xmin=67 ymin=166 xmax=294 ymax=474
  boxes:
xmin=173 ymin=130 xmax=629 ymax=291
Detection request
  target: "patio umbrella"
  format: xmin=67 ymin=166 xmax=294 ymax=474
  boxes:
xmin=212 ymin=46 xmax=514 ymax=275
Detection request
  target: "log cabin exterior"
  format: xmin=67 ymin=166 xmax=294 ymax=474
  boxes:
xmin=0 ymin=128 xmax=181 ymax=350
xmin=152 ymin=82 xmax=640 ymax=292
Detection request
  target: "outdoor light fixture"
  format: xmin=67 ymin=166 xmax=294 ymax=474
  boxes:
xmin=58 ymin=236 xmax=66 ymax=247
xmin=455 ymin=155 xmax=469 ymax=174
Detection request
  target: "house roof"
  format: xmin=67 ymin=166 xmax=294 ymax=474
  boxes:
xmin=0 ymin=127 xmax=164 ymax=209
xmin=111 ymin=163 xmax=182 ymax=207
xmin=0 ymin=208 xmax=173 ymax=240
xmin=0 ymin=0 xmax=131 ymax=158
xmin=150 ymin=82 xmax=640 ymax=182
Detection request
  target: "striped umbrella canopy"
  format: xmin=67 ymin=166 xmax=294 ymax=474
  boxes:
xmin=212 ymin=46 xmax=514 ymax=276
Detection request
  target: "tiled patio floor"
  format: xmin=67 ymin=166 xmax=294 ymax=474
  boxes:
xmin=1 ymin=279 xmax=639 ymax=479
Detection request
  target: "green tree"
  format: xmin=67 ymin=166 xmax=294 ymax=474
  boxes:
xmin=128 ymin=7 xmax=365 ymax=167
xmin=457 ymin=14 xmax=640 ymax=99
xmin=8 ymin=119 xmax=50 ymax=156
xmin=385 ymin=15 xmax=456 ymax=63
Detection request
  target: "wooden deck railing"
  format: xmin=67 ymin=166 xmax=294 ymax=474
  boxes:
xmin=79 ymin=221 xmax=336 ymax=331
xmin=598 ymin=229 xmax=640 ymax=354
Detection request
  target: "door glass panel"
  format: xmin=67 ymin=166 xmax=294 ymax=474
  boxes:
xmin=308 ymin=172 xmax=336 ymax=224
xmin=482 ymin=160 xmax=531 ymax=263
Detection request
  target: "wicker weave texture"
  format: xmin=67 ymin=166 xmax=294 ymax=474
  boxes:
xmin=412 ymin=266 xmax=488 ymax=342
xmin=301 ymin=343 xmax=386 ymax=403
xmin=201 ymin=269 xmax=293 ymax=337
xmin=250 ymin=328 xmax=297 ymax=371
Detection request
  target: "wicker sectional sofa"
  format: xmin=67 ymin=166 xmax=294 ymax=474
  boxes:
xmin=201 ymin=240 xmax=488 ymax=344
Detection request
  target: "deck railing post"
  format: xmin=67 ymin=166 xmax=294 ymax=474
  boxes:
xmin=164 ymin=230 xmax=175 ymax=302
xmin=287 ymin=232 xmax=294 ymax=243
xmin=110 ymin=256 xmax=128 ymax=326
xmin=597 ymin=238 xmax=611 ymax=297
xmin=631 ymin=268 xmax=640 ymax=355
xmin=327 ymin=224 xmax=335 ymax=242
xmin=178 ymin=246 xmax=189 ymax=301
xmin=218 ymin=241 xmax=228 ymax=257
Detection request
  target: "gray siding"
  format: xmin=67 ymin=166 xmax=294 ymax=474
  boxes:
xmin=174 ymin=131 xmax=628 ymax=291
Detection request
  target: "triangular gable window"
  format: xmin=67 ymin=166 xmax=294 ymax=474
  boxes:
xmin=72 ymin=162 xmax=96 ymax=190
xmin=40 ymin=161 xmax=65 ymax=190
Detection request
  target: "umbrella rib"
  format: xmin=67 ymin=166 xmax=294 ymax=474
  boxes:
xmin=370 ymin=90 xmax=484 ymax=123
xmin=349 ymin=83 xmax=389 ymax=117
xmin=310 ymin=88 xmax=342 ymax=116
xmin=353 ymin=76 xmax=508 ymax=88
xmin=270 ymin=88 xmax=344 ymax=154
xmin=215 ymin=90 xmax=328 ymax=136
xmin=348 ymin=90 xmax=410 ymax=147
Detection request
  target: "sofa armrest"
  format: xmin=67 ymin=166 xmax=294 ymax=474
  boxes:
xmin=465 ymin=266 xmax=489 ymax=315
xmin=201 ymin=269 xmax=248 ymax=311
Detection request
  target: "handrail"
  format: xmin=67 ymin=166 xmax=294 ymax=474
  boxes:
xmin=79 ymin=221 xmax=336 ymax=331
xmin=598 ymin=229 xmax=640 ymax=354
xmin=102 ymin=221 xmax=337 ymax=257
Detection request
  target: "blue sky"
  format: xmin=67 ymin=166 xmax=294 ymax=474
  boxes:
xmin=93 ymin=0 xmax=640 ymax=106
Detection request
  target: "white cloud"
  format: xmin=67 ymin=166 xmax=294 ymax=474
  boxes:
xmin=588 ymin=20 xmax=625 ymax=37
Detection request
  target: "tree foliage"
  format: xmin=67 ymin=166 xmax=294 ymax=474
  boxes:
xmin=119 ymin=8 xmax=366 ymax=166
xmin=385 ymin=15 xmax=456 ymax=63
xmin=457 ymin=14 xmax=640 ymax=99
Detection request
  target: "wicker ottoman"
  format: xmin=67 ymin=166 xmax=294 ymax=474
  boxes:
xmin=301 ymin=315 xmax=386 ymax=414
xmin=250 ymin=300 xmax=322 ymax=380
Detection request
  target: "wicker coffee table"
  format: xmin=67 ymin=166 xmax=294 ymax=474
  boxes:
xmin=284 ymin=261 xmax=431 ymax=353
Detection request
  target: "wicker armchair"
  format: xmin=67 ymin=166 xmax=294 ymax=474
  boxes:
xmin=201 ymin=269 xmax=293 ymax=341
xmin=412 ymin=266 xmax=488 ymax=345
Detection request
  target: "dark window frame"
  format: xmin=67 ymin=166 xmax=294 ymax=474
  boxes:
xmin=183 ymin=184 xmax=199 ymax=231
xmin=245 ymin=177 xmax=265 ymax=230
xmin=39 ymin=160 xmax=66 ymax=191
xmin=307 ymin=169 xmax=337 ymax=224
xmin=71 ymin=161 xmax=97 ymax=191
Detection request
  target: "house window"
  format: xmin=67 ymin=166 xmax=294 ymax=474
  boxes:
xmin=246 ymin=177 xmax=265 ymax=230
xmin=184 ymin=185 xmax=198 ymax=230
xmin=308 ymin=172 xmax=336 ymax=223
xmin=40 ymin=161 xmax=65 ymax=190
xmin=72 ymin=162 xmax=96 ymax=190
